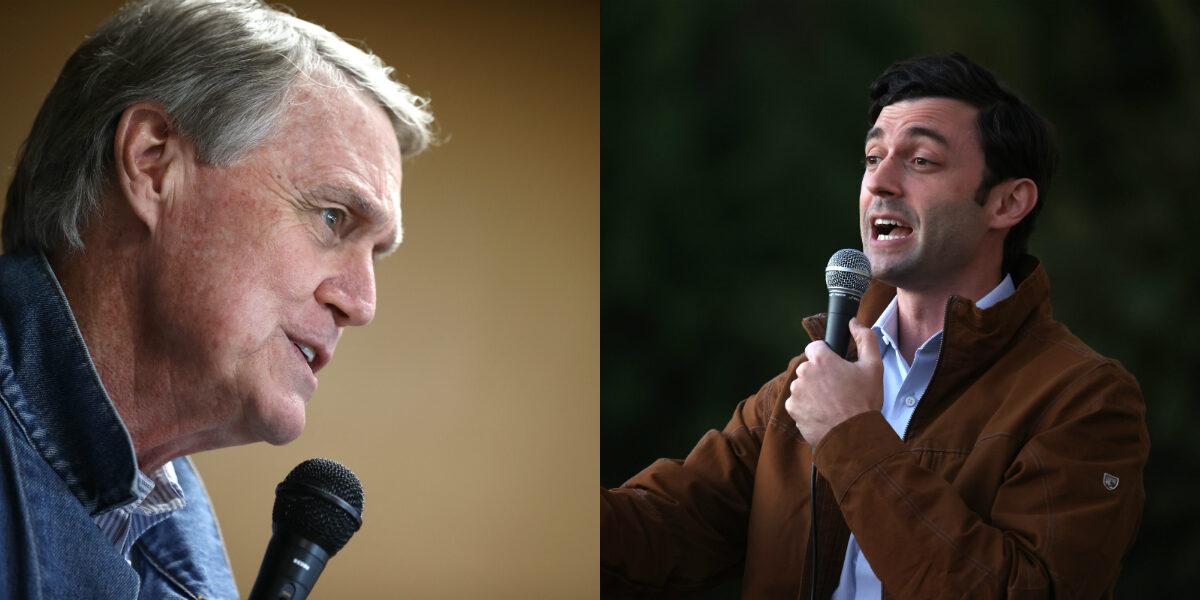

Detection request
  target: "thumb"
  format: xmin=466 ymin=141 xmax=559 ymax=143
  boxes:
xmin=849 ymin=318 xmax=880 ymax=364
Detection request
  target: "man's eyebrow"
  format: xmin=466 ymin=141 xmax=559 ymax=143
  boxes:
xmin=864 ymin=125 xmax=950 ymax=148
xmin=308 ymin=184 xmax=401 ymax=257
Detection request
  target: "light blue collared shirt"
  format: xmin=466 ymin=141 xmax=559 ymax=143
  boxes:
xmin=831 ymin=274 xmax=1015 ymax=599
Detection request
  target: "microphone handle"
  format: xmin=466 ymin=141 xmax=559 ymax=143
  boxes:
xmin=248 ymin=529 xmax=332 ymax=600
xmin=823 ymin=292 xmax=861 ymax=358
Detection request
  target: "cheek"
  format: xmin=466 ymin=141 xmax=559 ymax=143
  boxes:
xmin=945 ymin=164 xmax=986 ymax=203
xmin=858 ymin=185 xmax=871 ymax=224
xmin=158 ymin=265 xmax=276 ymax=355
xmin=923 ymin=201 xmax=985 ymax=246
xmin=858 ymin=177 xmax=872 ymax=204
xmin=153 ymin=189 xmax=304 ymax=355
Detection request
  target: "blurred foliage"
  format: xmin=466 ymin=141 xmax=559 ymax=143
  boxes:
xmin=602 ymin=0 xmax=1200 ymax=595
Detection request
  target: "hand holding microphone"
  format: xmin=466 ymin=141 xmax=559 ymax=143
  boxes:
xmin=784 ymin=249 xmax=882 ymax=448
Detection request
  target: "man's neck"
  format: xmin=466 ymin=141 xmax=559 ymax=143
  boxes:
xmin=892 ymin=269 xmax=1003 ymax=364
xmin=50 ymin=234 xmax=228 ymax=473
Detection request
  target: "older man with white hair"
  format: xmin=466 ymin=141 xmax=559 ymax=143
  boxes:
xmin=0 ymin=0 xmax=433 ymax=597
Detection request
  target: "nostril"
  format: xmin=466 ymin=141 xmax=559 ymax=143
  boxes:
xmin=327 ymin=302 xmax=351 ymax=322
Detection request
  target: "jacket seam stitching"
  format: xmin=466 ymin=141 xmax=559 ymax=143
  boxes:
xmin=1027 ymin=327 xmax=1105 ymax=360
xmin=766 ymin=416 xmax=806 ymax=442
xmin=0 ymin=388 xmax=37 ymax=458
xmin=959 ymin=571 xmax=990 ymax=598
xmin=1027 ymin=361 xmax=1120 ymax=435
xmin=0 ymin=389 xmax=46 ymax=596
xmin=873 ymin=463 xmax=999 ymax=581
xmin=1023 ymin=443 xmax=1055 ymax=580
xmin=832 ymin=448 xmax=910 ymax=504
xmin=976 ymin=432 xmax=1020 ymax=444
xmin=135 ymin=541 xmax=201 ymax=600
xmin=905 ymin=447 xmax=971 ymax=455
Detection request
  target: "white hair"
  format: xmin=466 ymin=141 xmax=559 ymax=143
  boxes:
xmin=3 ymin=0 xmax=434 ymax=253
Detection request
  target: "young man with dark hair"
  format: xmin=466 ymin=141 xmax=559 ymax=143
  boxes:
xmin=602 ymin=54 xmax=1147 ymax=598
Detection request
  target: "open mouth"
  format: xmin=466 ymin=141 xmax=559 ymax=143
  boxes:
xmin=292 ymin=340 xmax=316 ymax=367
xmin=873 ymin=218 xmax=913 ymax=241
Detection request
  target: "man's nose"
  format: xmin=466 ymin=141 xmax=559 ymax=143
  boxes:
xmin=863 ymin=156 xmax=902 ymax=198
xmin=316 ymin=251 xmax=377 ymax=327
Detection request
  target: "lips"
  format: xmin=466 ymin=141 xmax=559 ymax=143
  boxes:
xmin=286 ymin=334 xmax=333 ymax=374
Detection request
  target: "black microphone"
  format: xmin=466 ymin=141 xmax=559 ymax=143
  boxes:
xmin=248 ymin=458 xmax=365 ymax=600
xmin=823 ymin=249 xmax=872 ymax=357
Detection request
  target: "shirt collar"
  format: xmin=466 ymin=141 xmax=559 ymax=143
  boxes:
xmin=871 ymin=273 xmax=1016 ymax=353
xmin=94 ymin=461 xmax=188 ymax=559
xmin=975 ymin=273 xmax=1016 ymax=310
xmin=131 ymin=461 xmax=186 ymax=516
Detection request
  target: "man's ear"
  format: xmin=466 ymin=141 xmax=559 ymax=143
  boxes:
xmin=112 ymin=102 xmax=187 ymax=233
xmin=987 ymin=178 xmax=1038 ymax=230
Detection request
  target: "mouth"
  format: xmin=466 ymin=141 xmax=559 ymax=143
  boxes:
xmin=287 ymin=335 xmax=331 ymax=375
xmin=871 ymin=217 xmax=914 ymax=241
xmin=293 ymin=341 xmax=316 ymax=367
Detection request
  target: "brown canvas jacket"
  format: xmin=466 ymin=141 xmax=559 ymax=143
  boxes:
xmin=602 ymin=257 xmax=1149 ymax=598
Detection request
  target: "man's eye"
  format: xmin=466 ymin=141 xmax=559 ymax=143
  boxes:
xmin=914 ymin=157 xmax=931 ymax=166
xmin=864 ymin=156 xmax=881 ymax=167
xmin=321 ymin=207 xmax=346 ymax=231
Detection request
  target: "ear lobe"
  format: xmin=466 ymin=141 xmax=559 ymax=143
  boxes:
xmin=989 ymin=178 xmax=1038 ymax=230
xmin=113 ymin=102 xmax=180 ymax=232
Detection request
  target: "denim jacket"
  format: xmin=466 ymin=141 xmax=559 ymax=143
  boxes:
xmin=0 ymin=252 xmax=239 ymax=599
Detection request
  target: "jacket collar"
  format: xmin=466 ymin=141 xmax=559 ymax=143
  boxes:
xmin=803 ymin=254 xmax=1051 ymax=381
xmin=0 ymin=252 xmax=139 ymax=515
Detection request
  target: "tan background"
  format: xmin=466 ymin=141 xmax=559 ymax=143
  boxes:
xmin=0 ymin=1 xmax=597 ymax=597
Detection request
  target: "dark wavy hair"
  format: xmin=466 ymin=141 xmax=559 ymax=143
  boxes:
xmin=868 ymin=53 xmax=1058 ymax=273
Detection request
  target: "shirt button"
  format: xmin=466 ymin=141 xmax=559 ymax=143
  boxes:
xmin=904 ymin=396 xmax=916 ymax=407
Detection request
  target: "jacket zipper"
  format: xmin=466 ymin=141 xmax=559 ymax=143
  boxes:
xmin=900 ymin=297 xmax=953 ymax=442
xmin=809 ymin=463 xmax=818 ymax=600
xmin=808 ymin=316 xmax=826 ymax=600
xmin=809 ymin=299 xmax=952 ymax=599
xmin=869 ymin=297 xmax=954 ymax=600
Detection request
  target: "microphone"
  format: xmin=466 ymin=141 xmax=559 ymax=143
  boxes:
xmin=823 ymin=249 xmax=872 ymax=357
xmin=248 ymin=458 xmax=365 ymax=600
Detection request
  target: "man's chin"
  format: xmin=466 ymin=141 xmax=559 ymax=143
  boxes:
xmin=253 ymin=396 xmax=308 ymax=445
xmin=864 ymin=250 xmax=919 ymax=287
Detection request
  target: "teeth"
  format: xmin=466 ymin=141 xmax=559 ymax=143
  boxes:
xmin=296 ymin=343 xmax=315 ymax=364
xmin=873 ymin=217 xmax=910 ymax=241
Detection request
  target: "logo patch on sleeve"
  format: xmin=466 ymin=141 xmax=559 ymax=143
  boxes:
xmin=1102 ymin=472 xmax=1120 ymax=491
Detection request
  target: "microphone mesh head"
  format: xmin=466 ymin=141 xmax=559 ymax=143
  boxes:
xmin=272 ymin=458 xmax=364 ymax=555
xmin=825 ymin=249 xmax=872 ymax=298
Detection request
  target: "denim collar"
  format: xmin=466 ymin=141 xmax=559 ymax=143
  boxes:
xmin=0 ymin=251 xmax=139 ymax=515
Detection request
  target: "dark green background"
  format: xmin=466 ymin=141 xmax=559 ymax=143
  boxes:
xmin=602 ymin=0 xmax=1199 ymax=595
